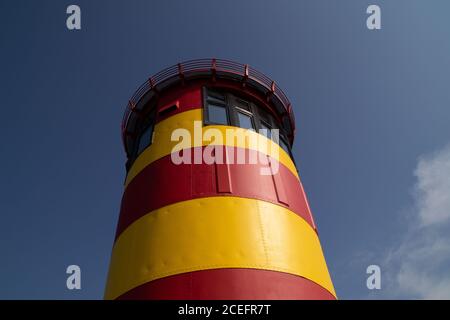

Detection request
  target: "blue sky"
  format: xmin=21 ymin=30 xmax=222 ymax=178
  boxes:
xmin=1 ymin=0 xmax=450 ymax=299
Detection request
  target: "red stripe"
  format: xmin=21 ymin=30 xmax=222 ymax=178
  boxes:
xmin=151 ymin=80 xmax=285 ymax=128
xmin=215 ymin=148 xmax=233 ymax=193
xmin=116 ymin=268 xmax=335 ymax=300
xmin=270 ymin=157 xmax=289 ymax=205
xmin=154 ymin=84 xmax=202 ymax=124
xmin=116 ymin=146 xmax=315 ymax=240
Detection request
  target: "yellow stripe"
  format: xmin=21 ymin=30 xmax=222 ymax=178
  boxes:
xmin=125 ymin=108 xmax=298 ymax=188
xmin=104 ymin=197 xmax=336 ymax=299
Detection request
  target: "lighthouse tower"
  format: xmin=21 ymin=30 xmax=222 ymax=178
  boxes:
xmin=104 ymin=59 xmax=336 ymax=300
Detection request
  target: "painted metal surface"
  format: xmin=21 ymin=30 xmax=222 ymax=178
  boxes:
xmin=116 ymin=146 xmax=315 ymax=240
xmin=121 ymin=59 xmax=296 ymax=155
xmin=104 ymin=196 xmax=335 ymax=300
xmin=106 ymin=64 xmax=336 ymax=300
xmin=124 ymin=108 xmax=297 ymax=188
xmin=117 ymin=269 xmax=336 ymax=300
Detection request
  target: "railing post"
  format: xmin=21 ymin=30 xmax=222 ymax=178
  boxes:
xmin=242 ymin=64 xmax=249 ymax=87
xmin=266 ymin=81 xmax=276 ymax=102
xmin=129 ymin=100 xmax=136 ymax=111
xmin=148 ymin=77 xmax=159 ymax=94
xmin=211 ymin=58 xmax=217 ymax=82
xmin=148 ymin=77 xmax=155 ymax=89
xmin=178 ymin=63 xmax=185 ymax=85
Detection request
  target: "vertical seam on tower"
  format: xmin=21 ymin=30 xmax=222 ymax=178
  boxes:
xmin=255 ymin=200 xmax=269 ymax=265
xmin=215 ymin=147 xmax=233 ymax=193
xmin=188 ymin=272 xmax=193 ymax=299
xmin=298 ymin=174 xmax=317 ymax=231
xmin=269 ymin=156 xmax=289 ymax=206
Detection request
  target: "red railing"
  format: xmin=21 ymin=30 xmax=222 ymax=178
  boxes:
xmin=121 ymin=59 xmax=294 ymax=149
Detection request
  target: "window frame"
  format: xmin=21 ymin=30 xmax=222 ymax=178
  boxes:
xmin=203 ymin=87 xmax=294 ymax=158
xmin=136 ymin=123 xmax=154 ymax=156
xmin=133 ymin=108 xmax=157 ymax=159
xmin=259 ymin=120 xmax=272 ymax=139
xmin=203 ymin=87 xmax=230 ymax=126
xmin=235 ymin=108 xmax=256 ymax=131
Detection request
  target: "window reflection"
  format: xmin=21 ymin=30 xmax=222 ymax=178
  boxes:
xmin=207 ymin=103 xmax=228 ymax=125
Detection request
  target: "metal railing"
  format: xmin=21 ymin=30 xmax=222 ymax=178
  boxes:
xmin=121 ymin=58 xmax=294 ymax=149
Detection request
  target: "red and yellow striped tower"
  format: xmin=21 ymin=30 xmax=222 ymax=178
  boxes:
xmin=104 ymin=59 xmax=336 ymax=300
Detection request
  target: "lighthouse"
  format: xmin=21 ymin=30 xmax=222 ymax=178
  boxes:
xmin=104 ymin=59 xmax=336 ymax=300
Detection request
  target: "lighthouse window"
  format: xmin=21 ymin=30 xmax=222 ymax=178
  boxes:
xmin=237 ymin=111 xmax=255 ymax=131
xmin=137 ymin=124 xmax=154 ymax=155
xmin=207 ymin=103 xmax=229 ymax=125
xmin=260 ymin=121 xmax=272 ymax=139
xmin=234 ymin=98 xmax=251 ymax=111
xmin=204 ymin=88 xmax=230 ymax=126
xmin=203 ymin=87 xmax=293 ymax=158
xmin=207 ymin=90 xmax=226 ymax=103
xmin=279 ymin=137 xmax=290 ymax=155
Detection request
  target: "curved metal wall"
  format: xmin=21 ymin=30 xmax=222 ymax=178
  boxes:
xmin=105 ymin=83 xmax=336 ymax=300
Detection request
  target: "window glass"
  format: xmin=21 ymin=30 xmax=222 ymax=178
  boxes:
xmin=279 ymin=137 xmax=290 ymax=154
xmin=235 ymin=98 xmax=251 ymax=111
xmin=203 ymin=87 xmax=293 ymax=160
xmin=237 ymin=111 xmax=254 ymax=130
xmin=137 ymin=124 xmax=153 ymax=155
xmin=207 ymin=90 xmax=226 ymax=104
xmin=260 ymin=121 xmax=271 ymax=139
xmin=259 ymin=109 xmax=275 ymax=127
xmin=208 ymin=103 xmax=228 ymax=125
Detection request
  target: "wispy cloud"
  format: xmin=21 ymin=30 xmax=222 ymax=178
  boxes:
xmin=382 ymin=145 xmax=450 ymax=299
xmin=414 ymin=146 xmax=450 ymax=226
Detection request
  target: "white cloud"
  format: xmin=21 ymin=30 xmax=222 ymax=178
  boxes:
xmin=414 ymin=145 xmax=450 ymax=226
xmin=382 ymin=144 xmax=450 ymax=299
